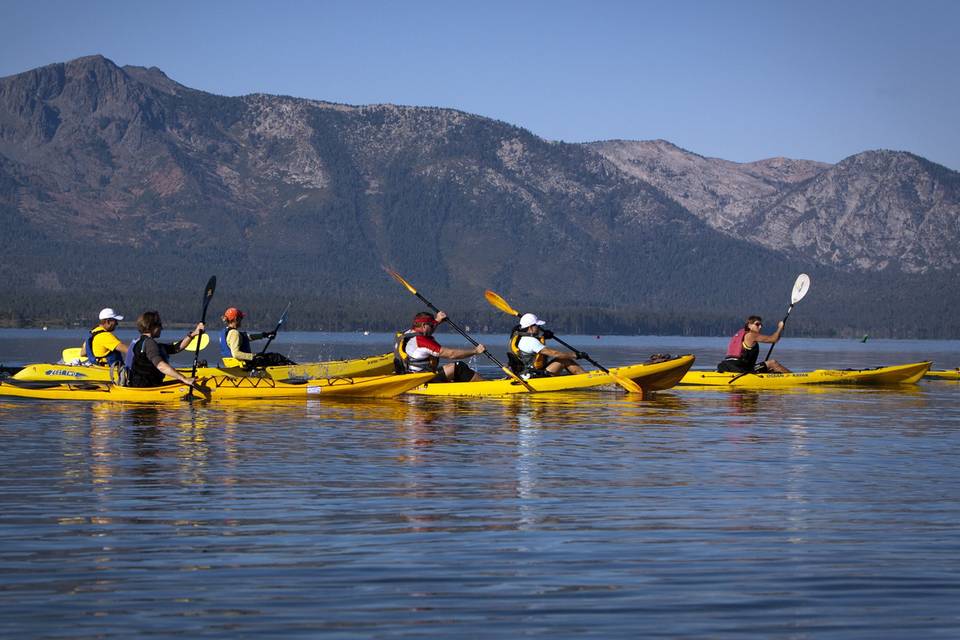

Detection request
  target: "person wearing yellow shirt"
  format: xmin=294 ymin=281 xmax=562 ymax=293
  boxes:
xmin=219 ymin=307 xmax=296 ymax=369
xmin=82 ymin=308 xmax=128 ymax=366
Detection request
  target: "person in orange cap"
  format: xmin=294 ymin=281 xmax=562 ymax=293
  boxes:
xmin=219 ymin=307 xmax=295 ymax=369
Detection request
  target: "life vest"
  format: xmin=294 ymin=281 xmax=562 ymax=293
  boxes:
xmin=724 ymin=328 xmax=759 ymax=367
xmin=125 ymin=335 xmax=171 ymax=387
xmin=725 ymin=328 xmax=748 ymax=358
xmin=220 ymin=327 xmax=251 ymax=358
xmin=509 ymin=326 xmax=547 ymax=373
xmin=82 ymin=327 xmax=124 ymax=366
xmin=393 ymin=331 xmax=439 ymax=374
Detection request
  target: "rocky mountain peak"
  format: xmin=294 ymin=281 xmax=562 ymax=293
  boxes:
xmin=0 ymin=57 xmax=958 ymax=336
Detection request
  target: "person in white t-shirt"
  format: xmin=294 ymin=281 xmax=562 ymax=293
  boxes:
xmin=509 ymin=313 xmax=586 ymax=377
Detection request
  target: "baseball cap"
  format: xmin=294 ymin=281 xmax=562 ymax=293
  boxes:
xmin=98 ymin=308 xmax=124 ymax=321
xmin=224 ymin=307 xmax=245 ymax=321
xmin=519 ymin=313 xmax=545 ymax=329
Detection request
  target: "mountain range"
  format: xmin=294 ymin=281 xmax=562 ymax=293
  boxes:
xmin=1 ymin=55 xmax=957 ymax=338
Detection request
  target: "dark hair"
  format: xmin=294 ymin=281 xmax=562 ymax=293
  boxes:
xmin=744 ymin=315 xmax=762 ymax=330
xmin=137 ymin=310 xmax=162 ymax=334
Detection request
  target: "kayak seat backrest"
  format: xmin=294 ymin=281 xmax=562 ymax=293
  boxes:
xmin=109 ymin=361 xmax=130 ymax=387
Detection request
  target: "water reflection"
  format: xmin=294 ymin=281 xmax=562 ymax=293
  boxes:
xmin=1 ymin=371 xmax=958 ymax=638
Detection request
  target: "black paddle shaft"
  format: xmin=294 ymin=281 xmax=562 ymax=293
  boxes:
xmin=190 ymin=276 xmax=217 ymax=382
xmin=258 ymin=302 xmax=291 ymax=355
xmin=544 ymin=333 xmax=609 ymax=374
xmin=764 ymin=303 xmax=796 ymax=362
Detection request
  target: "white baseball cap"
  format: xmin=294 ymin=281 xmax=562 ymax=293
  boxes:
xmin=98 ymin=308 xmax=124 ymax=321
xmin=519 ymin=313 xmax=546 ymax=329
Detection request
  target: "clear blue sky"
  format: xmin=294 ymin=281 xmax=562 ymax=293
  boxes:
xmin=3 ymin=0 xmax=959 ymax=169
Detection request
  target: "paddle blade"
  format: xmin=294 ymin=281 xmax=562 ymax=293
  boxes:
xmin=203 ymin=276 xmax=217 ymax=305
xmin=61 ymin=347 xmax=85 ymax=362
xmin=198 ymin=275 xmax=217 ymax=324
xmin=791 ymin=274 xmax=811 ymax=304
xmin=484 ymin=290 xmax=520 ymax=317
xmin=185 ymin=333 xmax=210 ymax=352
xmin=385 ymin=268 xmax=418 ymax=295
xmin=610 ymin=372 xmax=644 ymax=394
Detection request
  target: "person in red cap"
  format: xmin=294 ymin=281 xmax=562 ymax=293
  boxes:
xmin=394 ymin=311 xmax=485 ymax=382
xmin=219 ymin=307 xmax=295 ymax=369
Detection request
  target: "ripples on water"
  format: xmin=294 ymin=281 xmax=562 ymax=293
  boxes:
xmin=1 ymin=332 xmax=959 ymax=637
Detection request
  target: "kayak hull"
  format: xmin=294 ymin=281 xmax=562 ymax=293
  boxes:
xmin=11 ymin=353 xmax=396 ymax=383
xmin=0 ymin=372 xmax=433 ymax=402
xmin=924 ymin=369 xmax=960 ymax=380
xmin=678 ymin=361 xmax=932 ymax=387
xmin=406 ymin=355 xmax=695 ymax=397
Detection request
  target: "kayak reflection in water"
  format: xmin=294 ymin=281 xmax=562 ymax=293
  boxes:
xmin=394 ymin=311 xmax=485 ymax=382
xmin=717 ymin=315 xmax=791 ymax=374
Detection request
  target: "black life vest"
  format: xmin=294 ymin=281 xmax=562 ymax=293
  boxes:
xmin=509 ymin=326 xmax=547 ymax=373
xmin=125 ymin=335 xmax=171 ymax=387
xmin=393 ymin=331 xmax=438 ymax=374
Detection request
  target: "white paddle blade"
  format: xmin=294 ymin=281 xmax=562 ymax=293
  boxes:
xmin=791 ymin=274 xmax=811 ymax=304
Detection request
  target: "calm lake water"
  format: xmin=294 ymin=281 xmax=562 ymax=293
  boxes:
xmin=1 ymin=329 xmax=959 ymax=638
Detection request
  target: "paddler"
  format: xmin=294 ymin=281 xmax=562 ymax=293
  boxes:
xmin=394 ymin=311 xmax=485 ymax=382
xmin=219 ymin=307 xmax=296 ymax=369
xmin=510 ymin=313 xmax=586 ymax=378
xmin=717 ymin=316 xmax=791 ymax=373
xmin=81 ymin=307 xmax=128 ymax=366
xmin=125 ymin=311 xmax=204 ymax=387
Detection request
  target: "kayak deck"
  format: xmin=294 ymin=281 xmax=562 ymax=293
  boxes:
xmin=0 ymin=372 xmax=433 ymax=402
xmin=678 ymin=361 xmax=932 ymax=387
xmin=11 ymin=353 xmax=396 ymax=383
xmin=406 ymin=355 xmax=695 ymax=397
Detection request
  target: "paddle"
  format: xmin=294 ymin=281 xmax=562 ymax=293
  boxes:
xmin=728 ymin=273 xmax=811 ymax=384
xmin=386 ymin=269 xmax=535 ymax=391
xmin=63 ymin=334 xmax=211 ymax=364
xmin=258 ymin=302 xmax=291 ymax=355
xmin=484 ymin=289 xmax=645 ymax=394
xmin=188 ymin=276 xmax=217 ymax=398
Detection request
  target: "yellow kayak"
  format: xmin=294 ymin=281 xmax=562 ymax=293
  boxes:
xmin=0 ymin=372 xmax=433 ymax=402
xmin=406 ymin=355 xmax=695 ymax=397
xmin=678 ymin=361 xmax=932 ymax=387
xmin=924 ymin=369 xmax=960 ymax=380
xmin=12 ymin=353 xmax=396 ymax=383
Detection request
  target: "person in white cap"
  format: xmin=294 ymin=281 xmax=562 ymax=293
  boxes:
xmin=509 ymin=313 xmax=586 ymax=377
xmin=80 ymin=308 xmax=128 ymax=366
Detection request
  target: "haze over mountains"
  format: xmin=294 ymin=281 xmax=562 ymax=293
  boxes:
xmin=1 ymin=55 xmax=957 ymax=337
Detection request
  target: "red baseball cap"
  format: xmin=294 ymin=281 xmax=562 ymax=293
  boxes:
xmin=224 ymin=307 xmax=245 ymax=321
